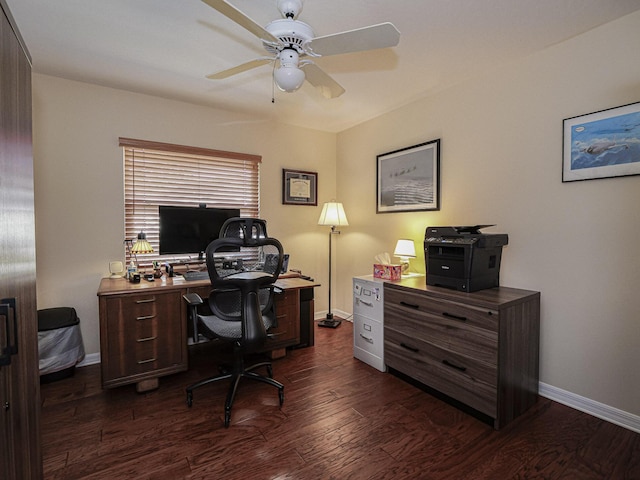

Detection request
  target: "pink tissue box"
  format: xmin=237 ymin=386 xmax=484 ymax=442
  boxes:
xmin=373 ymin=264 xmax=402 ymax=281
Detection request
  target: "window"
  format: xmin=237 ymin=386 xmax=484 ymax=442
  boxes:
xmin=120 ymin=138 xmax=261 ymax=266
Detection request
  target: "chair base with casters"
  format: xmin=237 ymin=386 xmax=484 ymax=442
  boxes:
xmin=186 ymin=342 xmax=284 ymax=428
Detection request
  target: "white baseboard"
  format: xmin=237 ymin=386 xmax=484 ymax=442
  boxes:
xmin=77 ymin=352 xmax=100 ymax=367
xmin=539 ymin=382 xmax=640 ymax=434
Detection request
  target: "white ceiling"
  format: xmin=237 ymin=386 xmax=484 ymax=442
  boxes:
xmin=7 ymin=0 xmax=640 ymax=133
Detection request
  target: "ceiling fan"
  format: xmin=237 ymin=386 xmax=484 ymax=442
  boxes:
xmin=201 ymin=0 xmax=401 ymax=98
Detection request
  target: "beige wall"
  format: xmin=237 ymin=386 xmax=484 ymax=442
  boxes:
xmin=32 ymin=10 xmax=640 ymax=420
xmin=32 ymin=75 xmax=337 ymax=355
xmin=335 ymin=11 xmax=640 ymax=416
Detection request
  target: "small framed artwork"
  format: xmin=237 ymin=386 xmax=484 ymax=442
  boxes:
xmin=563 ymin=101 xmax=640 ymax=182
xmin=282 ymin=169 xmax=317 ymax=205
xmin=377 ymin=139 xmax=441 ymax=213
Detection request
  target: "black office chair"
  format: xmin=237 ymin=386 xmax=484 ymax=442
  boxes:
xmin=185 ymin=218 xmax=285 ymax=427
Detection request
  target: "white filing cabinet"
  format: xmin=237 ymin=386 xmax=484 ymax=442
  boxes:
xmin=352 ymin=275 xmax=386 ymax=372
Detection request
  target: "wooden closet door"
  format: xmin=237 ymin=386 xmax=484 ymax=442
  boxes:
xmin=0 ymin=2 xmax=42 ymax=478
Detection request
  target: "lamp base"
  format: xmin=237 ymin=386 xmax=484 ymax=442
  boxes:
xmin=318 ymin=314 xmax=341 ymax=328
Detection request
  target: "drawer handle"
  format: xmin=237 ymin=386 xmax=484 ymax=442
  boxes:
xmin=359 ymin=333 xmax=374 ymax=344
xmin=442 ymin=312 xmax=467 ymax=322
xmin=442 ymin=359 xmax=467 ymax=372
xmin=136 ymin=315 xmax=156 ymax=321
xmin=135 ymin=298 xmax=156 ymax=304
xmin=136 ymin=336 xmax=157 ymax=343
xmin=137 ymin=358 xmax=156 ymax=364
xmin=399 ymin=301 xmax=419 ymax=310
xmin=400 ymin=342 xmax=419 ymax=353
xmin=357 ymin=299 xmax=373 ymax=307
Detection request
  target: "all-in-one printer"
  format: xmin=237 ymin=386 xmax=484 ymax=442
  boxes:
xmin=424 ymin=225 xmax=508 ymax=292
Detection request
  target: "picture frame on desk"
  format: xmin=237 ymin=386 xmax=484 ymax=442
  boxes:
xmin=282 ymin=169 xmax=318 ymax=206
xmin=377 ymin=139 xmax=441 ymax=213
xmin=562 ymin=101 xmax=640 ymax=182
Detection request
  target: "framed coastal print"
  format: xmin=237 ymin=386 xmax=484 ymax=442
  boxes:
xmin=563 ymin=101 xmax=640 ymax=182
xmin=377 ymin=139 xmax=440 ymax=213
xmin=282 ymin=169 xmax=317 ymax=205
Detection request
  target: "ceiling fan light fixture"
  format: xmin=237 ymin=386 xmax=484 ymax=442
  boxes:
xmin=274 ymin=65 xmax=305 ymax=92
xmin=274 ymin=48 xmax=305 ymax=92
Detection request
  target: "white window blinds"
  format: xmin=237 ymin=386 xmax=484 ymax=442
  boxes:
xmin=120 ymin=138 xmax=261 ymax=266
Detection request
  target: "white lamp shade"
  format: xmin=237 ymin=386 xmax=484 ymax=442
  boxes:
xmin=394 ymin=239 xmax=416 ymax=258
xmin=318 ymin=202 xmax=349 ymax=227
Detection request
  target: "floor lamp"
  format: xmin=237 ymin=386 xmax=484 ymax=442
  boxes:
xmin=317 ymin=201 xmax=349 ymax=328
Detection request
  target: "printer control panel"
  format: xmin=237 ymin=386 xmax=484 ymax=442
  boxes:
xmin=425 ymin=236 xmax=478 ymax=245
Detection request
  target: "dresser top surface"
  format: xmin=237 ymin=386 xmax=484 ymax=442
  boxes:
xmin=383 ymin=276 xmax=539 ymax=308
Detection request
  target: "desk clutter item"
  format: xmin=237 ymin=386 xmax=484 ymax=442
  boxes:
xmin=109 ymin=261 xmax=124 ymax=278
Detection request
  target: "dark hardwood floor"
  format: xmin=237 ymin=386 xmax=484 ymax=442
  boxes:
xmin=41 ymin=320 xmax=639 ymax=479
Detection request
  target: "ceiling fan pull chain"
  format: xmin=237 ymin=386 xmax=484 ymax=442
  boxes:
xmin=271 ymin=61 xmax=277 ymax=103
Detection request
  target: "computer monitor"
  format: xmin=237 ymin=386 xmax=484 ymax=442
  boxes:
xmin=158 ymin=205 xmax=240 ymax=257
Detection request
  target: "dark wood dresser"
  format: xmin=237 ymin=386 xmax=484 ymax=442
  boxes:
xmin=384 ymin=277 xmax=540 ymax=429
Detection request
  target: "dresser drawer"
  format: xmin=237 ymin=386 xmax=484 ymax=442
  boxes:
xmin=385 ymin=286 xmax=499 ymax=332
xmin=385 ymin=305 xmax=498 ymax=365
xmin=385 ymin=327 xmax=497 ymax=417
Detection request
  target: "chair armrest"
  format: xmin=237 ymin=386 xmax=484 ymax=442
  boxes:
xmin=183 ymin=293 xmax=204 ymax=306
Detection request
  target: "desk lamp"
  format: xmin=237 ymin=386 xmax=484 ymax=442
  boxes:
xmin=394 ymin=239 xmax=416 ymax=273
xmin=131 ymin=231 xmax=153 ymax=255
xmin=317 ymin=201 xmax=349 ymax=328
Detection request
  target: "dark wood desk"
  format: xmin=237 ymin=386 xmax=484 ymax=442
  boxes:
xmin=97 ymin=275 xmax=318 ymax=392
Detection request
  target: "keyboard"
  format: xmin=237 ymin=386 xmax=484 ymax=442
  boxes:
xmin=182 ymin=271 xmax=210 ymax=281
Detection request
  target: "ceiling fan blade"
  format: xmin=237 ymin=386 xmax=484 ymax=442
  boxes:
xmin=306 ymin=22 xmax=400 ymax=57
xmin=206 ymin=57 xmax=274 ymax=79
xmin=201 ymin=0 xmax=280 ymax=45
xmin=301 ymin=63 xmax=345 ymax=99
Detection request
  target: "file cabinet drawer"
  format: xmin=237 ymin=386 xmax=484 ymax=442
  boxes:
xmin=353 ymin=280 xmax=383 ymax=319
xmin=352 ymin=276 xmax=386 ymax=371
xmin=353 ymin=314 xmax=385 ymax=372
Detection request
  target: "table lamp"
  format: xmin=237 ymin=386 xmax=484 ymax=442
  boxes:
xmin=394 ymin=239 xmax=416 ymax=273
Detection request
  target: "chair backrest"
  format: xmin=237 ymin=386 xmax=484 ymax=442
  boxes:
xmin=204 ymin=218 xmax=284 ymax=347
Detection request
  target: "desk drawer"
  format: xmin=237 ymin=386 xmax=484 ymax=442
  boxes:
xmin=265 ymin=288 xmax=299 ymax=350
xmin=101 ymin=290 xmax=186 ymax=383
